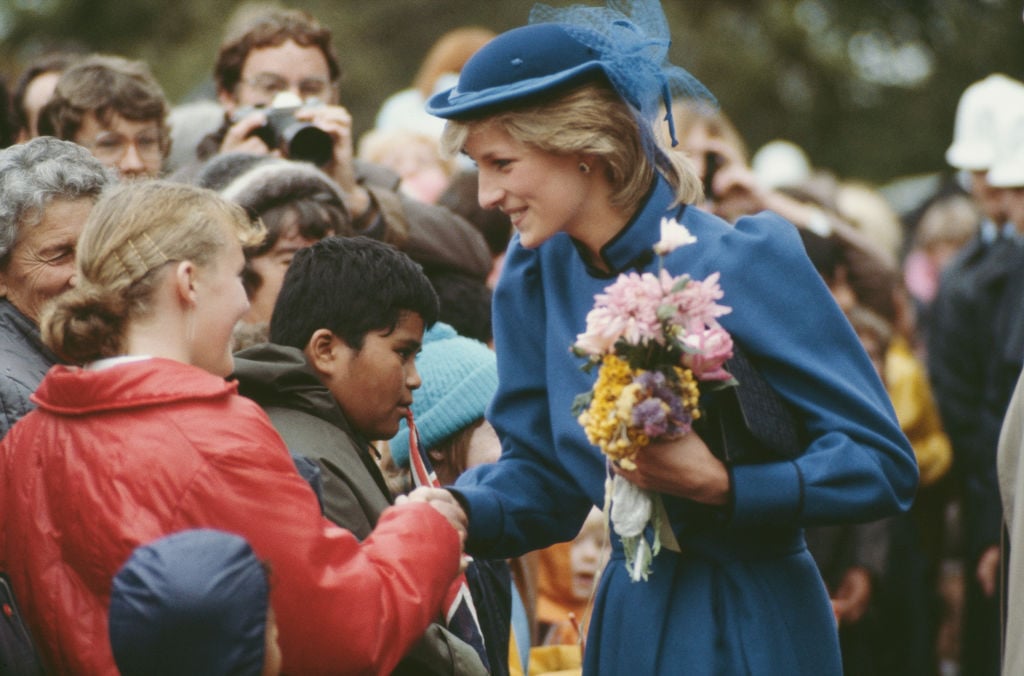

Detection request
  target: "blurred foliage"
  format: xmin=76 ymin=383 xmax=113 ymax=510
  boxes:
xmin=1 ymin=0 xmax=1022 ymax=183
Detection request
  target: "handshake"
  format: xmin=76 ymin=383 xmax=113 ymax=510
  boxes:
xmin=396 ymin=487 xmax=469 ymax=557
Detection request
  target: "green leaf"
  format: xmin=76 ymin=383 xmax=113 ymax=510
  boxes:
xmin=670 ymin=276 xmax=692 ymax=293
xmin=705 ymin=377 xmax=739 ymax=392
xmin=571 ymin=391 xmax=594 ymax=417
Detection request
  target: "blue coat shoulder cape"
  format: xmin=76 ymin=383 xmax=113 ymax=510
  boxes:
xmin=454 ymin=179 xmax=918 ymax=675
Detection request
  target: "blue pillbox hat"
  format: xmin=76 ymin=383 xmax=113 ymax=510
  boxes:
xmin=426 ymin=0 xmax=716 ymax=161
xmin=427 ymin=23 xmax=606 ymax=119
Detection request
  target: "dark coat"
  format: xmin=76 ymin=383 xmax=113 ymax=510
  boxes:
xmin=232 ymin=344 xmax=491 ymax=676
xmin=0 ymin=299 xmax=60 ymax=439
xmin=928 ymin=233 xmax=1020 ymax=559
xmin=233 ymin=343 xmax=392 ymax=537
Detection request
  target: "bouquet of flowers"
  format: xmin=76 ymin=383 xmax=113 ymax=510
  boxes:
xmin=571 ymin=218 xmax=735 ymax=581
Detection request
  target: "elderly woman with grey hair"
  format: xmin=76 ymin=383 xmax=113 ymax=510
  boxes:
xmin=0 ymin=136 xmax=112 ymax=437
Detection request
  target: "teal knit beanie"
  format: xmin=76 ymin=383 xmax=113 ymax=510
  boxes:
xmin=389 ymin=323 xmax=498 ymax=468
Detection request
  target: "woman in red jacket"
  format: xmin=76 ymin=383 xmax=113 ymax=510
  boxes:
xmin=0 ymin=180 xmax=467 ymax=675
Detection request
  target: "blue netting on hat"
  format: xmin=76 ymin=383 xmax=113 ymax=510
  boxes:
xmin=529 ymin=0 xmax=716 ymax=169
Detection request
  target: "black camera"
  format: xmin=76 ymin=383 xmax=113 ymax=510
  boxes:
xmin=234 ymin=104 xmax=333 ymax=167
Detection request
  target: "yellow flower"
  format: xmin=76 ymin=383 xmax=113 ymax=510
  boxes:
xmin=582 ymin=355 xmax=657 ymax=462
xmin=582 ymin=356 xmax=705 ymax=463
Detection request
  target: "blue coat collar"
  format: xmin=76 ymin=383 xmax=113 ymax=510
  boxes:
xmin=571 ymin=178 xmax=685 ymax=277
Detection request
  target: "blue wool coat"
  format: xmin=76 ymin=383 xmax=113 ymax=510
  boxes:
xmin=453 ymin=178 xmax=918 ymax=675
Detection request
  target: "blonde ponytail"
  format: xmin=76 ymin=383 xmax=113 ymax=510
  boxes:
xmin=41 ymin=181 xmax=263 ymax=363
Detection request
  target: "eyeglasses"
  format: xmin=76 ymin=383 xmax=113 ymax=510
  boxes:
xmin=241 ymin=73 xmax=334 ymax=102
xmin=83 ymin=129 xmax=166 ymax=163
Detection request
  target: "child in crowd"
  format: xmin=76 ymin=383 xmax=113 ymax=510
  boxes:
xmin=519 ymin=507 xmax=609 ymax=676
xmin=232 ymin=236 xmax=489 ymax=674
xmin=358 ymin=128 xmax=456 ymax=205
xmin=387 ymin=322 xmax=500 ymax=487
xmin=109 ymin=529 xmax=281 ymax=676
xmin=193 ymin=153 xmax=353 ymax=347
xmin=386 ymin=322 xmax=518 ymax=675
xmin=535 ymin=507 xmax=608 ymax=648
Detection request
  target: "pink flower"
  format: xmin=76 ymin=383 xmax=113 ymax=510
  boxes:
xmin=574 ymin=271 xmax=667 ymax=353
xmin=574 ymin=307 xmax=625 ymax=355
xmin=665 ymin=272 xmax=731 ymax=329
xmin=681 ymin=325 xmax=734 ymax=381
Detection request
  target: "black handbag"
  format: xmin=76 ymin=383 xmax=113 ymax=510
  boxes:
xmin=695 ymin=343 xmax=804 ymax=464
xmin=0 ymin=573 xmax=46 ymax=676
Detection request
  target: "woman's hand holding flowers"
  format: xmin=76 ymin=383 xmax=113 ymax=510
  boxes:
xmin=612 ymin=433 xmax=731 ymax=506
xmin=572 ymin=218 xmax=736 ymax=580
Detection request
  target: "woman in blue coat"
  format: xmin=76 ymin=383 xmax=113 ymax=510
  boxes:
xmin=426 ymin=1 xmax=918 ymax=673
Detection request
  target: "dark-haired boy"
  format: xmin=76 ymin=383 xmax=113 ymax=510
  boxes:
xmin=232 ymin=236 xmax=488 ymax=675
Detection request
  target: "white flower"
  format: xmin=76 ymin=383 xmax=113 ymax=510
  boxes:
xmin=610 ymin=474 xmax=652 ymax=537
xmin=653 ymin=217 xmax=697 ymax=256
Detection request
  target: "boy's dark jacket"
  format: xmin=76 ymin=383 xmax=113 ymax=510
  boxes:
xmin=232 ymin=343 xmax=491 ymax=675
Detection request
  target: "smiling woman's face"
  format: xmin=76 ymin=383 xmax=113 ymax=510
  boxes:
xmin=464 ymin=123 xmax=590 ymax=250
xmin=0 ymin=198 xmax=93 ymax=324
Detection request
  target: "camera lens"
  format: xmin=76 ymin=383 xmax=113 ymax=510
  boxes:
xmin=282 ymin=123 xmax=333 ymax=167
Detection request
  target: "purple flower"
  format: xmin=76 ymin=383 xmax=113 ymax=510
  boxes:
xmin=630 ymin=370 xmax=696 ymax=439
xmin=632 ymin=398 xmax=669 ymax=437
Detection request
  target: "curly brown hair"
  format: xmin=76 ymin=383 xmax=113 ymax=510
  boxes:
xmin=214 ymin=8 xmax=342 ymax=99
xmin=37 ymin=54 xmax=169 ymax=142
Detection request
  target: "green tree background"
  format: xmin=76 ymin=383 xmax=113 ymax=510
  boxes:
xmin=2 ymin=0 xmax=1022 ymax=186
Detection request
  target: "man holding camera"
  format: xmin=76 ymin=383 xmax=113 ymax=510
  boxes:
xmin=196 ymin=8 xmax=492 ymax=283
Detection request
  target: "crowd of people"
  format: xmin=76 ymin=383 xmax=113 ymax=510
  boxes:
xmin=0 ymin=0 xmax=1019 ymax=674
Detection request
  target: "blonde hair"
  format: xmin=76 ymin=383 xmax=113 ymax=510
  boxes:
xmin=358 ymin=128 xmax=456 ymax=177
xmin=42 ymin=181 xmax=263 ymax=364
xmin=835 ymin=181 xmax=905 ymax=261
xmin=915 ymin=193 xmax=980 ymax=252
xmin=440 ymin=82 xmax=702 ymax=211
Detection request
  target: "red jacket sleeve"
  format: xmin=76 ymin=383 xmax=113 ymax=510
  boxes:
xmin=174 ymin=410 xmax=462 ymax=675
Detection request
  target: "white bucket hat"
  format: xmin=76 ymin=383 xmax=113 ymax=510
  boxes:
xmin=946 ymin=74 xmax=1024 ymax=171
